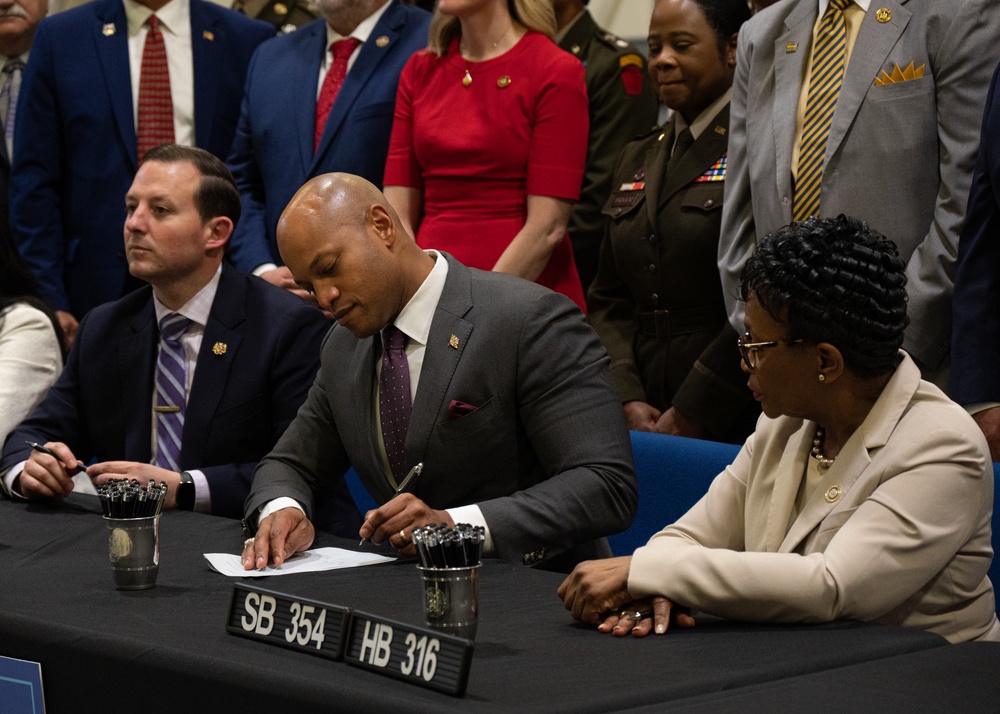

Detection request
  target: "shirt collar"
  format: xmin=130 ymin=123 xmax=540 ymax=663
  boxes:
xmin=388 ymin=251 xmax=448 ymax=349
xmin=153 ymin=264 xmax=221 ymax=328
xmin=818 ymin=0 xmax=870 ymax=15
xmin=554 ymin=8 xmax=587 ymax=44
xmin=124 ymin=0 xmax=190 ymax=37
xmin=325 ymin=0 xmax=391 ymax=46
xmin=675 ymin=87 xmax=732 ymax=141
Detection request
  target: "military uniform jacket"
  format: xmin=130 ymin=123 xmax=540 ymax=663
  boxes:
xmin=588 ymin=105 xmax=756 ymax=442
xmin=558 ymin=10 xmax=659 ymax=293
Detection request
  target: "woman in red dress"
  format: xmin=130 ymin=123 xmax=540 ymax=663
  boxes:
xmin=384 ymin=0 xmax=589 ymax=310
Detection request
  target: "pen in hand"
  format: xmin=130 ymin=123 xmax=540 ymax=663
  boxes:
xmin=358 ymin=462 xmax=424 ymax=546
xmin=26 ymin=441 xmax=87 ymax=474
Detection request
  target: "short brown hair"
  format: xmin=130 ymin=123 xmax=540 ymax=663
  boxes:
xmin=141 ymin=144 xmax=241 ymax=227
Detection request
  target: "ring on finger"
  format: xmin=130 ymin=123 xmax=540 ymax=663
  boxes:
xmin=399 ymin=529 xmax=408 ymax=543
xmin=244 ymin=537 xmax=255 ymax=549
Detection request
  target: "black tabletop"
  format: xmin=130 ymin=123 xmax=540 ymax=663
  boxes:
xmin=0 ymin=496 xmax=952 ymax=713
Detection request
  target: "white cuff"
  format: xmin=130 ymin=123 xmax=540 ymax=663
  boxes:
xmin=252 ymin=263 xmax=279 ymax=277
xmin=259 ymin=497 xmax=305 ymax=525
xmin=445 ymin=504 xmax=494 ymax=556
xmin=188 ymin=469 xmax=211 ymax=514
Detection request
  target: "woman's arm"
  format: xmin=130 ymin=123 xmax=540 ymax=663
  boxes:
xmin=384 ymin=185 xmax=424 ymax=239
xmin=491 ymin=194 xmax=572 ymax=281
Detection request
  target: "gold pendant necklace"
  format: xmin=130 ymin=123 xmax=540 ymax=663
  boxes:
xmin=460 ymin=22 xmax=513 ymax=88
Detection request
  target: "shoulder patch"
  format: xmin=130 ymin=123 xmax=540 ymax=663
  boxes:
xmin=619 ymin=53 xmax=643 ymax=69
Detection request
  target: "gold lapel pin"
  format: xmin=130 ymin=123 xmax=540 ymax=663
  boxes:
xmin=272 ymin=2 xmax=288 ymax=16
xmin=375 ymin=35 xmax=389 ymax=48
xmin=824 ymin=484 xmax=842 ymax=503
xmin=212 ymin=342 xmax=227 ymax=356
xmin=786 ymin=42 xmax=798 ymax=53
xmin=448 ymin=335 xmax=460 ymax=349
xmin=875 ymin=7 xmax=891 ymax=22
xmin=203 ymin=30 xmax=215 ymax=41
xmin=714 ymin=125 xmax=727 ymax=136
xmin=102 ymin=22 xmax=116 ymax=36
xmin=497 ymin=75 xmax=512 ymax=89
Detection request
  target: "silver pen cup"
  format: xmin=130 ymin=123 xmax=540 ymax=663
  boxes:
xmin=103 ymin=515 xmax=160 ymax=590
xmin=417 ymin=564 xmax=480 ymax=640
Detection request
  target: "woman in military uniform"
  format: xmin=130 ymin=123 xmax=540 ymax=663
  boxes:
xmin=587 ymin=0 xmax=756 ymax=444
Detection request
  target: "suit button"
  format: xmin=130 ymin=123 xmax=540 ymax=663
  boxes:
xmin=650 ymin=293 xmax=659 ymax=303
xmin=703 ymin=199 xmax=714 ymax=209
xmin=648 ymin=234 xmax=657 ymax=245
xmin=647 ymin=263 xmax=656 ymax=274
xmin=614 ymin=208 xmax=623 ymax=216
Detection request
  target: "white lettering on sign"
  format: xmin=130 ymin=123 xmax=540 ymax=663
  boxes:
xmin=359 ymin=620 xmax=394 ymax=667
xmin=241 ymin=592 xmax=276 ymax=636
xmin=400 ymin=633 xmax=440 ymax=682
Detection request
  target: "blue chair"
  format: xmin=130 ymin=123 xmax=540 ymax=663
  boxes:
xmin=609 ymin=432 xmax=741 ymax=556
xmin=344 ymin=467 xmax=378 ymax=516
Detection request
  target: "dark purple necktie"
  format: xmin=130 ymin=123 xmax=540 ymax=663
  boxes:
xmin=379 ymin=324 xmax=411 ymax=482
xmin=154 ymin=313 xmax=191 ymax=471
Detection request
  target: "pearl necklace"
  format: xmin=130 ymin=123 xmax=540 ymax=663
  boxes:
xmin=460 ymin=23 xmax=514 ymax=87
xmin=811 ymin=426 xmax=836 ymax=469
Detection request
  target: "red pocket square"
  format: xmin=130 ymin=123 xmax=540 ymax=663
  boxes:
xmin=447 ymin=400 xmax=479 ymax=420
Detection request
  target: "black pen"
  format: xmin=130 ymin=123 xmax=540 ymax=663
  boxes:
xmin=26 ymin=441 xmax=87 ymax=474
xmin=358 ymin=462 xmax=424 ymax=546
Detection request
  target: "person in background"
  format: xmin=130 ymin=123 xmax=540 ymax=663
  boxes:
xmin=0 ymin=146 xmax=359 ymax=537
xmin=587 ymin=0 xmax=757 ymax=444
xmin=10 ymin=0 xmax=272 ymax=346
xmin=561 ymin=215 xmax=1000 ymax=645
xmin=384 ymin=0 xmax=589 ymax=311
xmin=0 ymin=234 xmax=64 ymax=446
xmin=226 ymin=0 xmax=431 ymax=295
xmin=551 ymin=0 xmax=659 ymax=293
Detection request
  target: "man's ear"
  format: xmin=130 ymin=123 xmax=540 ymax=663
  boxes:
xmin=204 ymin=216 xmax=234 ymax=252
xmin=368 ymin=204 xmax=395 ymax=248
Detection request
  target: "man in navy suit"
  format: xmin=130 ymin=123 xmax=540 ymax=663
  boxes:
xmin=9 ymin=0 xmax=273 ymax=345
xmin=0 ymin=146 xmax=359 ymax=534
xmin=226 ymin=0 xmax=430 ymax=293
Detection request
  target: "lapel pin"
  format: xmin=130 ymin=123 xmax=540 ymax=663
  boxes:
xmin=203 ymin=30 xmax=214 ymax=41
xmin=449 ymin=334 xmax=460 ymax=349
xmin=785 ymin=42 xmax=798 ymax=53
xmin=212 ymin=342 xmax=227 ymax=356
xmin=824 ymin=484 xmax=842 ymax=503
xmin=102 ymin=22 xmax=116 ymax=36
xmin=375 ymin=35 xmax=389 ymax=48
xmin=875 ymin=8 xmax=891 ymax=22
xmin=657 ymin=133 xmax=665 ymax=141
xmin=570 ymin=44 xmax=580 ymax=55
xmin=272 ymin=2 xmax=288 ymax=16
xmin=714 ymin=125 xmax=727 ymax=136
xmin=497 ymin=75 xmax=512 ymax=89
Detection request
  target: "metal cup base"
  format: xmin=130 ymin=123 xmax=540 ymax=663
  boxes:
xmin=103 ymin=515 xmax=160 ymax=590
xmin=417 ymin=564 xmax=480 ymax=640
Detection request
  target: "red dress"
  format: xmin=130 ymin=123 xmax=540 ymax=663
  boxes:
xmin=384 ymin=32 xmax=589 ymax=310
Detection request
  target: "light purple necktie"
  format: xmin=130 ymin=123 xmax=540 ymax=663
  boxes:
xmin=154 ymin=313 xmax=192 ymax=472
xmin=379 ymin=324 xmax=411 ymax=483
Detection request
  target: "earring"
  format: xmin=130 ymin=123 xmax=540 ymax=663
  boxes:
xmin=818 ymin=374 xmax=826 ymax=382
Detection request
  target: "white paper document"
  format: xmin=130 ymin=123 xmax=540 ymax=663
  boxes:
xmin=205 ymin=547 xmax=395 ymax=577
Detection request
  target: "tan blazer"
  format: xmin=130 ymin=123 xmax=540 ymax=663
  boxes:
xmin=629 ymin=353 xmax=1000 ymax=643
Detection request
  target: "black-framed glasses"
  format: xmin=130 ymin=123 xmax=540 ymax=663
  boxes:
xmin=737 ymin=333 xmax=805 ymax=371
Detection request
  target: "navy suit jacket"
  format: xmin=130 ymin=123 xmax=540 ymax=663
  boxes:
xmin=0 ymin=264 xmax=359 ymax=533
xmin=953 ymin=60 xmax=1000 ymax=405
xmin=227 ymin=2 xmax=430 ymax=272
xmin=9 ymin=0 xmax=273 ymax=316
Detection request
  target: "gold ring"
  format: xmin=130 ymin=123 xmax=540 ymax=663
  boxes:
xmin=244 ymin=537 xmax=255 ymax=549
xmin=399 ymin=529 xmax=407 ymax=542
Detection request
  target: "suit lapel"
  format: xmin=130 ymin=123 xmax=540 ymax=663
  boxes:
xmin=311 ymin=3 xmax=403 ymax=171
xmin=296 ymin=21 xmax=328 ymax=172
xmin=354 ymin=331 xmax=396 ymax=502
xmin=772 ymin=1 xmax=815 ymax=220
xmin=826 ymin=0 xmax=910 ymax=167
xmin=94 ymin=0 xmax=137 ymax=171
xmin=181 ymin=266 xmax=245 ymax=467
xmin=761 ymin=423 xmax=812 ymax=551
xmin=660 ymin=105 xmax=730 ymax=207
xmin=405 ymin=256 xmax=473 ymax=468
xmin=190 ymin=0 xmax=222 ymax=149
xmin=121 ymin=296 xmax=157 ymax=463
xmin=643 ymin=124 xmax=671 ymax=227
xmin=557 ymin=9 xmax=594 ymax=55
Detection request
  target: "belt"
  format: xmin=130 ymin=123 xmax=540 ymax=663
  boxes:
xmin=635 ymin=307 xmax=724 ymax=339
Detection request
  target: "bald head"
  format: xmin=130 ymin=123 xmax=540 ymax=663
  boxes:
xmin=277 ymin=173 xmax=434 ymax=338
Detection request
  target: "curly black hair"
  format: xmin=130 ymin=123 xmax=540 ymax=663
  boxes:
xmin=740 ymin=215 xmax=908 ymax=379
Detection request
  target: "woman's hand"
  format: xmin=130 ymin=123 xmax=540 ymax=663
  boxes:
xmin=598 ymin=596 xmax=696 ymax=636
xmin=492 ymin=195 xmax=572 ymax=281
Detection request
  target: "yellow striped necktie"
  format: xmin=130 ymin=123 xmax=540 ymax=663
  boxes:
xmin=794 ymin=0 xmax=851 ymax=221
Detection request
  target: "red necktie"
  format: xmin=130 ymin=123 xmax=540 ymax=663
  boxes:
xmin=137 ymin=15 xmax=175 ymax=164
xmin=314 ymin=37 xmax=360 ymax=153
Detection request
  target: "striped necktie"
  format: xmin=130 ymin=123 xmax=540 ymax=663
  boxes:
xmin=794 ymin=0 xmax=851 ymax=221
xmin=154 ymin=313 xmax=192 ymax=472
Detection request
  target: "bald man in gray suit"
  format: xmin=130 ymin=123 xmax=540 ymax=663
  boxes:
xmin=718 ymin=0 xmax=1000 ymax=388
xmin=242 ymin=173 xmax=637 ymax=573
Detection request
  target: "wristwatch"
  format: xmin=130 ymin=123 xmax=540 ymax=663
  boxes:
xmin=176 ymin=471 xmax=195 ymax=511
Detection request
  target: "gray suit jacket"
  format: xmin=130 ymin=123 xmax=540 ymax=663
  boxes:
xmin=629 ymin=353 xmax=1000 ymax=644
xmin=246 ymin=255 xmax=638 ymax=570
xmin=719 ymin=0 xmax=1000 ymax=374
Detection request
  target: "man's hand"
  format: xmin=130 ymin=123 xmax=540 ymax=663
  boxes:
xmin=624 ymin=401 xmax=661 ymax=432
xmin=973 ymin=407 xmax=1000 ymax=462
xmin=242 ymin=508 xmax=315 ymax=570
xmin=654 ymin=406 xmax=709 ymax=439
xmin=56 ymin=310 xmax=78 ymax=348
xmin=17 ymin=441 xmax=85 ymax=499
xmin=259 ymin=266 xmax=334 ymax=318
xmin=557 ymin=556 xmax=635 ymax=624
xmin=358 ymin=493 xmax=454 ymax=553
xmin=88 ymin=462 xmax=183 ymax=508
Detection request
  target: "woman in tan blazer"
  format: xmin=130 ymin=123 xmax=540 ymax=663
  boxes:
xmin=560 ymin=215 xmax=1000 ymax=644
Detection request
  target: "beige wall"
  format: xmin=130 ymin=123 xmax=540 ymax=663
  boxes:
xmin=589 ymin=0 xmax=656 ymax=47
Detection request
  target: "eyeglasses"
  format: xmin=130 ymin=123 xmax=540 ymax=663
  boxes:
xmin=737 ymin=333 xmax=805 ymax=371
